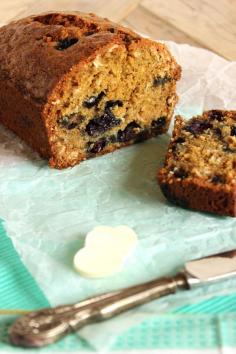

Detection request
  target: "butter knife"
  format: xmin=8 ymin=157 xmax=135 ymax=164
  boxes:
xmin=9 ymin=249 xmax=236 ymax=348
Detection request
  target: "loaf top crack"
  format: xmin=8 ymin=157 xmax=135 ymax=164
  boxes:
xmin=0 ymin=11 xmax=180 ymax=104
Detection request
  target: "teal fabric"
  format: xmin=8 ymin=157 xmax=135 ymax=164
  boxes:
xmin=1 ymin=220 xmax=236 ymax=352
xmin=0 ymin=220 xmax=49 ymax=310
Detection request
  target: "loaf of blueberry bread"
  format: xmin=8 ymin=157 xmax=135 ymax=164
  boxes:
xmin=0 ymin=11 xmax=181 ymax=168
xmin=158 ymin=110 xmax=236 ymax=217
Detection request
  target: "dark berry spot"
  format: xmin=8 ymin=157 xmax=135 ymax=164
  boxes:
xmin=211 ymin=175 xmax=225 ymax=184
xmin=85 ymin=99 xmax=123 ymax=135
xmin=105 ymin=100 xmax=123 ymax=109
xmin=185 ymin=119 xmax=212 ymax=135
xmin=123 ymin=34 xmax=133 ymax=45
xmin=151 ymin=117 xmax=166 ymax=134
xmin=231 ymin=126 xmax=236 ymax=136
xmin=208 ymin=110 xmax=224 ymax=122
xmin=85 ymin=110 xmax=121 ymax=136
xmin=174 ymin=168 xmax=188 ymax=179
xmin=109 ymin=135 xmax=117 ymax=143
xmin=88 ymin=23 xmax=98 ymax=31
xmin=214 ymin=127 xmax=222 ymax=137
xmin=174 ymin=137 xmax=185 ymax=144
xmin=151 ymin=117 xmax=166 ymax=128
xmin=223 ymin=146 xmax=234 ymax=153
xmin=83 ymin=91 xmax=105 ymax=108
xmin=58 ymin=116 xmax=69 ymax=127
xmin=84 ymin=30 xmax=96 ymax=36
xmin=134 ymin=130 xmax=150 ymax=143
xmin=57 ymin=113 xmax=84 ymax=130
xmin=87 ymin=138 xmax=107 ymax=154
xmin=117 ymin=122 xmax=140 ymax=143
xmin=153 ymin=76 xmax=172 ymax=87
xmin=108 ymin=27 xmax=115 ymax=33
xmin=56 ymin=38 xmax=78 ymax=50
xmin=172 ymin=137 xmax=185 ymax=153
xmin=67 ymin=122 xmax=77 ymax=130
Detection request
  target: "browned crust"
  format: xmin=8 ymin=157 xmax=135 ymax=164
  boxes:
xmin=0 ymin=11 xmax=181 ymax=104
xmin=158 ymin=112 xmax=236 ymax=217
xmin=0 ymin=80 xmax=51 ymax=159
xmin=158 ymin=171 xmax=236 ymax=217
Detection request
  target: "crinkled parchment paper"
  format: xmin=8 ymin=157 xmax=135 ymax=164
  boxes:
xmin=0 ymin=41 xmax=236 ymax=350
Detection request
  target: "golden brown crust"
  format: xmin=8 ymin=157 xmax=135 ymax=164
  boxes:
xmin=0 ymin=11 xmax=147 ymax=104
xmin=158 ymin=110 xmax=236 ymax=217
xmin=158 ymin=171 xmax=236 ymax=217
xmin=0 ymin=11 xmax=181 ymax=102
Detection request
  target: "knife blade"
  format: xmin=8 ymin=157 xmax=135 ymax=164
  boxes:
xmin=185 ymin=249 xmax=236 ymax=286
xmin=9 ymin=248 xmax=236 ymax=348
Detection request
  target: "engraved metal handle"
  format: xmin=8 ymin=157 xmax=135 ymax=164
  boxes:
xmin=9 ymin=273 xmax=188 ymax=348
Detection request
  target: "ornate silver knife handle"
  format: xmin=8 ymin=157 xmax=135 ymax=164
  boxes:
xmin=9 ymin=274 xmax=188 ymax=347
xmin=10 ymin=247 xmax=236 ymax=348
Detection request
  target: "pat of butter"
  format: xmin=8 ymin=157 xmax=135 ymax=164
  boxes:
xmin=73 ymin=226 xmax=138 ymax=278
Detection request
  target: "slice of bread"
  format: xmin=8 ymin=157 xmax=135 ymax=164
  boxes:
xmin=158 ymin=110 xmax=236 ymax=217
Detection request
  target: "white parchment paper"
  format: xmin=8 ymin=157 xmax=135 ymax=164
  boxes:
xmin=0 ymin=41 xmax=236 ymax=350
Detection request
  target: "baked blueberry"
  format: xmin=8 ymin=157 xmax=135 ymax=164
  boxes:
xmin=208 ymin=110 xmax=224 ymax=122
xmin=174 ymin=137 xmax=185 ymax=144
xmin=211 ymin=175 xmax=225 ymax=184
xmin=231 ymin=126 xmax=236 ymax=136
xmin=173 ymin=168 xmax=188 ymax=179
xmin=151 ymin=117 xmax=166 ymax=129
xmin=83 ymin=92 xmax=105 ymax=108
xmin=153 ymin=76 xmax=172 ymax=86
xmin=105 ymin=100 xmax=123 ymax=109
xmin=86 ymin=111 xmax=121 ymax=136
xmin=85 ymin=99 xmax=123 ymax=135
xmin=117 ymin=122 xmax=140 ymax=142
xmin=56 ymin=38 xmax=78 ymax=50
xmin=185 ymin=119 xmax=212 ymax=135
xmin=87 ymin=139 xmax=107 ymax=153
xmin=214 ymin=127 xmax=222 ymax=137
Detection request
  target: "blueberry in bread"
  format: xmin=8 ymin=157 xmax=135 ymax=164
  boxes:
xmin=158 ymin=110 xmax=236 ymax=217
xmin=0 ymin=11 xmax=181 ymax=168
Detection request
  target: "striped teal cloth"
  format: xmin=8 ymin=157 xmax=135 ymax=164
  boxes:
xmin=1 ymin=220 xmax=236 ymax=352
xmin=0 ymin=220 xmax=49 ymax=310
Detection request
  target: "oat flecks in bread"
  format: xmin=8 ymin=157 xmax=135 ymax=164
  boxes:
xmin=0 ymin=11 xmax=181 ymax=168
xmin=158 ymin=110 xmax=236 ymax=217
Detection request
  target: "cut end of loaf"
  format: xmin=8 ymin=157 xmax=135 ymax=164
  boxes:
xmin=47 ymin=41 xmax=180 ymax=168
